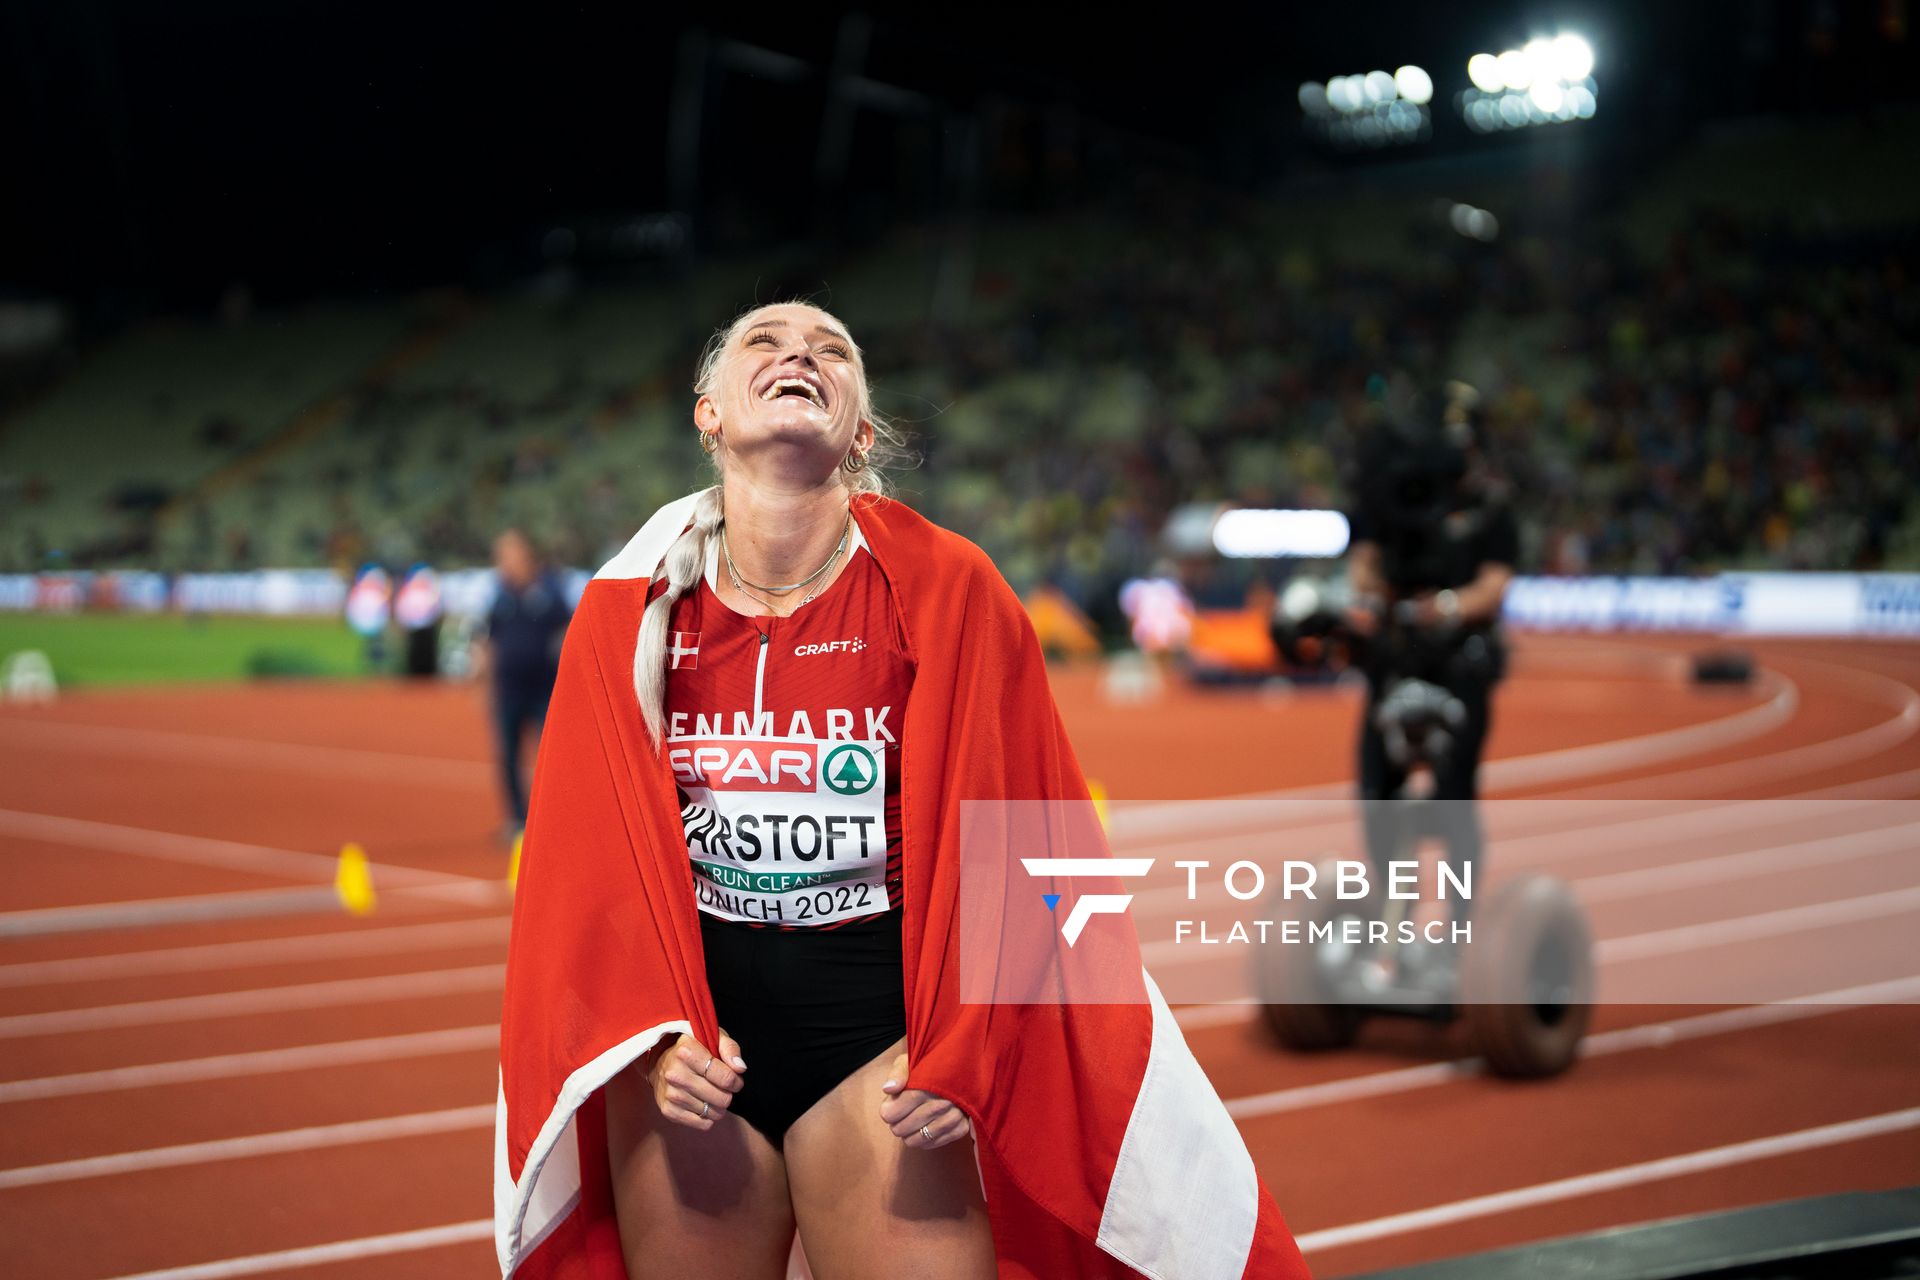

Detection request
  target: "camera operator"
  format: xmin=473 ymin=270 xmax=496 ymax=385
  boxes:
xmin=1343 ymin=386 xmax=1517 ymax=922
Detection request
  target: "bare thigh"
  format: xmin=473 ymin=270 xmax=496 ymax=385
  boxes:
xmin=604 ymin=1059 xmax=795 ymax=1278
xmin=783 ymin=1038 xmax=995 ymax=1280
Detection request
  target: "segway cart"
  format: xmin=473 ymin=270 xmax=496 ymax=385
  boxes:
xmin=1258 ymin=598 xmax=1595 ymax=1077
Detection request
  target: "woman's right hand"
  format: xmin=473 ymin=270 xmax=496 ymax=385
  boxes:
xmin=647 ymin=1029 xmax=747 ymax=1130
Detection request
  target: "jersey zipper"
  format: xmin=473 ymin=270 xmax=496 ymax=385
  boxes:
xmin=753 ymin=630 xmax=769 ymax=726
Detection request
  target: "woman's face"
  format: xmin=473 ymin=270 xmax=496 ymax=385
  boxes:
xmin=697 ymin=303 xmax=872 ymax=475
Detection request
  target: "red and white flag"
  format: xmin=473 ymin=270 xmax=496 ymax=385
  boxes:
xmin=666 ymin=631 xmax=699 ymax=670
xmin=495 ymin=491 xmax=1311 ymax=1279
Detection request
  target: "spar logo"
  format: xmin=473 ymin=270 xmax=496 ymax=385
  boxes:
xmin=822 ymin=743 xmax=879 ymax=796
xmin=796 ymin=637 xmax=866 ymax=656
xmin=1021 ymin=857 xmax=1156 ymax=946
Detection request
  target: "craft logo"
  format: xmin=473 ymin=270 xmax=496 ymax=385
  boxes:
xmin=822 ymin=743 xmax=879 ymax=796
xmin=1021 ymin=857 xmax=1157 ymax=946
xmin=795 ymin=637 xmax=867 ymax=657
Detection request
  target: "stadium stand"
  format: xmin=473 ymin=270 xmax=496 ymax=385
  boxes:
xmin=2 ymin=118 xmax=1915 ymax=604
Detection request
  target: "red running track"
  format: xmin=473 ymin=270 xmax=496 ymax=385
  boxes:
xmin=0 ymin=634 xmax=1915 ymax=1277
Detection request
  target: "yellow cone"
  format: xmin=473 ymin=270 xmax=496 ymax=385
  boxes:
xmin=507 ymin=831 xmax=524 ymax=890
xmin=334 ymin=842 xmax=377 ymax=916
xmin=1087 ymin=778 xmax=1110 ymax=831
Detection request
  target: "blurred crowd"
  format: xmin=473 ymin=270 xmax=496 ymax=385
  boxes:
xmin=4 ymin=180 xmax=1916 ymax=613
xmin=1520 ymin=212 xmax=1918 ymax=575
xmin=869 ymin=197 xmax=1918 ymax=608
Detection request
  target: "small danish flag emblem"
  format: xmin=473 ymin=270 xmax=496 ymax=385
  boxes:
xmin=668 ymin=632 xmax=700 ymax=670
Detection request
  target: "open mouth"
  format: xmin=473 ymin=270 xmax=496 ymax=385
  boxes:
xmin=759 ymin=376 xmax=827 ymax=409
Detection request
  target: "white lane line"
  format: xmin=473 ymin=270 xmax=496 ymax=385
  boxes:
xmin=1481 ymin=673 xmax=1798 ymax=793
xmin=102 ymin=1219 xmax=494 ymax=1280
xmin=0 ymin=882 xmax=502 ymax=940
xmin=0 ymin=1025 xmax=499 ymax=1103
xmin=0 ymin=976 xmax=1907 ymax=1192
xmin=1294 ymin=1105 xmax=1920 ymax=1255
xmin=1574 ymin=820 xmax=1920 ymax=903
xmin=1129 ymin=773 xmax=1914 ymax=920
xmin=0 ymin=888 xmax=344 ymax=937
xmin=1107 ymin=670 xmax=1798 ymax=843
xmin=0 ymin=808 xmax=492 ymax=899
xmin=14 ymin=830 xmax=1911 ymax=1034
xmin=1122 ymin=650 xmax=1907 ymax=851
xmin=0 ymin=965 xmax=504 ymax=1040
xmin=1797 ymin=765 xmax=1920 ymax=799
xmin=1485 ymin=797 xmax=1844 ymax=870
xmin=0 ymin=809 xmax=352 ymax=880
xmin=1142 ymin=808 xmax=1920 ymax=967
xmin=1113 ymin=668 xmax=1807 ymax=876
xmin=1120 ymin=796 xmax=1697 ymax=913
xmin=1175 ymin=800 xmax=1920 ymax=1026
xmin=0 ymin=1105 xmax=494 ymax=1189
xmin=1124 ymin=796 xmax=1760 ymax=916
xmin=1223 ymin=973 xmax=1920 ymax=1121
xmin=0 ymin=916 xmax=510 ymax=989
xmin=1554 ymin=659 xmax=1920 ymax=799
xmin=0 ymin=718 xmax=488 ymax=789
xmin=1598 ymin=884 xmax=1920 ymax=963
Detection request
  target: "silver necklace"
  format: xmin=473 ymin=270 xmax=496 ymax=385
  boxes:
xmin=721 ymin=513 xmax=851 ymax=615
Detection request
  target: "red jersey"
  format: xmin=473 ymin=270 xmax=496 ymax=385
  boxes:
xmin=663 ymin=527 xmax=912 ymax=927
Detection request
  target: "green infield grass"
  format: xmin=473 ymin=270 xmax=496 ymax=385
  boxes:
xmin=0 ymin=613 xmax=375 ymax=687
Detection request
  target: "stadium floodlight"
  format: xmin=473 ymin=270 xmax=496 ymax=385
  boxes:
xmin=1522 ymin=38 xmax=1556 ymax=85
xmin=1446 ymin=202 xmax=1499 ymax=241
xmin=1213 ymin=509 xmax=1353 ymax=560
xmin=1496 ymin=48 xmax=1532 ymax=90
xmin=1303 ymin=63 xmax=1433 ymax=148
xmin=1460 ymin=32 xmax=1597 ymax=133
xmin=1467 ymin=52 xmax=1504 ymax=92
xmin=1394 ymin=65 xmax=1433 ymax=105
xmin=1551 ymin=33 xmax=1594 ymax=81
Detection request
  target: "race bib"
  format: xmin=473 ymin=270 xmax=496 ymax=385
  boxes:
xmin=670 ymin=735 xmax=888 ymax=926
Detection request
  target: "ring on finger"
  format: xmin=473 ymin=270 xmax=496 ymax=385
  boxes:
xmin=701 ymin=1054 xmax=714 ymax=1077
xmin=700 ymin=1099 xmax=710 ymax=1119
xmin=920 ymin=1124 xmax=933 ymax=1142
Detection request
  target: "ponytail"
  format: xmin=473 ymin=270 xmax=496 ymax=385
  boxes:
xmin=635 ymin=485 xmax=724 ymax=746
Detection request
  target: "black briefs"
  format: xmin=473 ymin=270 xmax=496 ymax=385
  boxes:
xmin=698 ymin=908 xmax=907 ymax=1146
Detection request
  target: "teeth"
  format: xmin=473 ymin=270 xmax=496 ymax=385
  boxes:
xmin=762 ymin=377 xmax=823 ymax=407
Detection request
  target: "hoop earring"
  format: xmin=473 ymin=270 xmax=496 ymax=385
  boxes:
xmin=698 ymin=430 xmax=719 ymax=455
xmin=841 ymin=447 xmax=868 ymax=474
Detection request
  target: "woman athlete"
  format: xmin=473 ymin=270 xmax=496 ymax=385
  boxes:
xmin=494 ymin=301 xmax=1312 ymax=1280
xmin=603 ymin=300 xmax=992 ymax=1276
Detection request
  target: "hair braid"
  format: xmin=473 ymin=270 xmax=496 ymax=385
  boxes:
xmin=634 ymin=484 xmax=724 ymax=746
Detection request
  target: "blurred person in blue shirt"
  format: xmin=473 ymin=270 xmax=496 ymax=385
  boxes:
xmin=471 ymin=528 xmax=572 ymax=842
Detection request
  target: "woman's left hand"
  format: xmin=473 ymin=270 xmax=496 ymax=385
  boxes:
xmin=879 ymin=1052 xmax=971 ymax=1150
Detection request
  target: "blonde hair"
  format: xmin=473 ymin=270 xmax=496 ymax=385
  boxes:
xmin=635 ymin=302 xmax=905 ymax=745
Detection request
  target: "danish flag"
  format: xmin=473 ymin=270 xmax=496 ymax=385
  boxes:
xmin=667 ymin=631 xmax=700 ymax=670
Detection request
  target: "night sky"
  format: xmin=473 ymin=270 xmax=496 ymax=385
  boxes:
xmin=2 ymin=0 xmax=1911 ymax=308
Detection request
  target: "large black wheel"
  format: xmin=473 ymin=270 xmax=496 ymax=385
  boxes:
xmin=1459 ymin=873 xmax=1594 ymax=1078
xmin=1256 ymin=859 xmax=1366 ymax=1051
